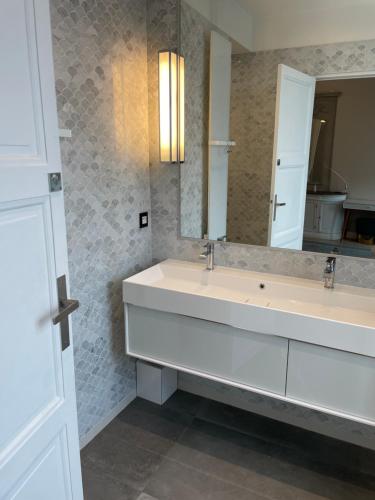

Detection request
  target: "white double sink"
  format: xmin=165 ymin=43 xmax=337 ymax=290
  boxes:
xmin=123 ymin=259 xmax=375 ymax=424
xmin=124 ymin=259 xmax=375 ymax=357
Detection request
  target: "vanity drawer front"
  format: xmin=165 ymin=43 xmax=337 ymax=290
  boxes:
xmin=287 ymin=341 xmax=375 ymax=421
xmin=126 ymin=305 xmax=288 ymax=395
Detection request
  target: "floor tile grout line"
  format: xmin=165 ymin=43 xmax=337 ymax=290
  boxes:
xmin=82 ymin=395 xmax=375 ymax=499
xmin=192 ymin=414 xmax=375 ymax=483
xmin=98 ymin=415 xmax=349 ymax=499
xmin=107 ymin=416 xmax=268 ymax=499
xmin=147 ymin=447 xmax=275 ymax=500
xmin=119 ymin=424 xmax=193 ymax=496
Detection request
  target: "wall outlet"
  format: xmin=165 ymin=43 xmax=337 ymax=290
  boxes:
xmin=139 ymin=211 xmax=149 ymax=228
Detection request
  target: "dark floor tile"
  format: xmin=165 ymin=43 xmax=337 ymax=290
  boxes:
xmin=104 ymin=396 xmax=190 ymax=456
xmin=82 ymin=464 xmax=139 ymax=500
xmin=196 ymin=398 xmax=310 ymax=445
xmin=81 ymin=392 xmax=375 ymax=500
xmin=166 ymin=418 xmax=375 ymax=500
xmin=119 ymin=396 xmax=194 ymax=430
xmin=81 ymin=430 xmax=119 ymax=469
xmin=144 ymin=458 xmax=266 ymax=500
xmin=82 ymin=431 xmax=163 ymax=492
xmin=103 ymin=415 xmax=180 ymax=457
xmin=197 ymin=399 xmax=375 ymax=477
xmin=162 ymin=390 xmax=206 ymax=417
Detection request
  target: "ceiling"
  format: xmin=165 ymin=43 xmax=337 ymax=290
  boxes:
xmin=238 ymin=0 xmax=375 ymax=16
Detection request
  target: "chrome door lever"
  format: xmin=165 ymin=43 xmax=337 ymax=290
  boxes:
xmin=273 ymin=194 xmax=287 ymax=221
xmin=53 ymin=275 xmax=79 ymax=350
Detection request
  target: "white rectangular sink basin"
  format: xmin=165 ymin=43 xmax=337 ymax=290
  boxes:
xmin=123 ymin=259 xmax=375 ymax=358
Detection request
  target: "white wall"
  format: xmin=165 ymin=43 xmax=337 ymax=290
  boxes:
xmin=252 ymin=3 xmax=375 ymax=51
xmin=317 ymin=78 xmax=375 ymax=201
xmin=184 ymin=0 xmax=253 ymax=52
xmin=185 ymin=1 xmax=375 ymax=53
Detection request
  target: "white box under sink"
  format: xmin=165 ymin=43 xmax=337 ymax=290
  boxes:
xmin=136 ymin=359 xmax=177 ymax=405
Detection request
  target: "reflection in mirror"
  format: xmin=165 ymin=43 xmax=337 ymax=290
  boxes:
xmin=179 ymin=0 xmax=375 ymax=259
xmin=304 ymin=78 xmax=375 ymax=258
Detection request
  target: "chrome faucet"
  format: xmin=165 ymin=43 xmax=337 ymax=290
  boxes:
xmin=324 ymin=256 xmax=336 ymax=289
xmin=200 ymin=242 xmax=214 ymax=271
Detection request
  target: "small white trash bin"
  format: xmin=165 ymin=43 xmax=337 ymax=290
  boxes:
xmin=136 ymin=360 xmax=177 ymax=405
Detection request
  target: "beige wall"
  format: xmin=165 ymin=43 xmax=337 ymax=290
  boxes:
xmin=317 ymin=78 xmax=375 ymax=201
xmin=184 ymin=0 xmax=253 ymax=52
xmin=247 ymin=0 xmax=375 ymax=51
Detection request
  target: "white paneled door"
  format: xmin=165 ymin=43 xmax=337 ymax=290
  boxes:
xmin=268 ymin=64 xmax=316 ymax=250
xmin=0 ymin=1 xmax=83 ymax=499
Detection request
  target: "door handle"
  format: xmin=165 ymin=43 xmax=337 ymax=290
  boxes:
xmin=53 ymin=298 xmax=79 ymax=325
xmin=273 ymin=194 xmax=287 ymax=221
xmin=53 ymin=275 xmax=79 ymax=350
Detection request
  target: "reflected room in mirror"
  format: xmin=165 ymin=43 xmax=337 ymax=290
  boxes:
xmin=179 ymin=0 xmax=375 ymax=259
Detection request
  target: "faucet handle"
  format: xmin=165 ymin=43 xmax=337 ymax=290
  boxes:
xmin=200 ymin=242 xmax=213 ymax=259
xmin=325 ymin=256 xmax=336 ymax=273
xmin=200 ymin=242 xmax=209 ymax=258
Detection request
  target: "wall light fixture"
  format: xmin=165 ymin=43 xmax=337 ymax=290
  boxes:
xmin=159 ymin=50 xmax=185 ymax=163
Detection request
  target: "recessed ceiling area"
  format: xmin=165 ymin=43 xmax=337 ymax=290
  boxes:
xmin=239 ymin=0 xmax=375 ymax=16
xmin=238 ymin=0 xmax=375 ymax=51
xmin=238 ymin=0 xmax=375 ymax=15
xmin=184 ymin=0 xmax=375 ymax=53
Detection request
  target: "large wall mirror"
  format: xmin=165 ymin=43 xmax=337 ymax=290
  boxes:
xmin=179 ymin=0 xmax=375 ymax=259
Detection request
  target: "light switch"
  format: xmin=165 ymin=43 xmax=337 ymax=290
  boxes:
xmin=139 ymin=211 xmax=149 ymax=228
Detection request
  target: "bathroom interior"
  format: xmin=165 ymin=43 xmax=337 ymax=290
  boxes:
xmin=3 ymin=0 xmax=375 ymax=499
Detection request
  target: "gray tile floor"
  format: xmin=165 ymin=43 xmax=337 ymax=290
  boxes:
xmin=81 ymin=391 xmax=375 ymax=500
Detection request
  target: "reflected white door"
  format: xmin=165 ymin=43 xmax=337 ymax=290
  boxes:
xmin=207 ymin=31 xmax=232 ymax=241
xmin=268 ymin=64 xmax=316 ymax=249
xmin=0 ymin=1 xmax=83 ymax=499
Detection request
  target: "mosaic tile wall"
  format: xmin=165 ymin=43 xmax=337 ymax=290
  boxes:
xmin=51 ymin=0 xmax=152 ymax=441
xmin=147 ymin=0 xmax=178 ymax=260
xmin=179 ymin=1 xmax=210 ymax=239
xmin=227 ymin=52 xmax=273 ymax=246
xmin=149 ymin=1 xmax=375 ymax=447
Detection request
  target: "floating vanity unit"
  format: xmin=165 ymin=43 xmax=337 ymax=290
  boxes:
xmin=123 ymin=259 xmax=375 ymax=425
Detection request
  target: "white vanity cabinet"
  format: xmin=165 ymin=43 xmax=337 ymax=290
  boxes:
xmin=304 ymin=193 xmax=346 ymax=240
xmin=126 ymin=305 xmax=375 ymax=423
xmin=123 ymin=259 xmax=375 ymax=426
xmin=286 ymin=341 xmax=375 ymax=421
xmin=126 ymin=305 xmax=289 ymax=396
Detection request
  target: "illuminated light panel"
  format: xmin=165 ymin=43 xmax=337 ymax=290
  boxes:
xmin=159 ymin=50 xmax=185 ymax=163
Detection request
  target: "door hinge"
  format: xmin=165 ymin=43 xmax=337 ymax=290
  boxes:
xmin=48 ymin=173 xmax=62 ymax=192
